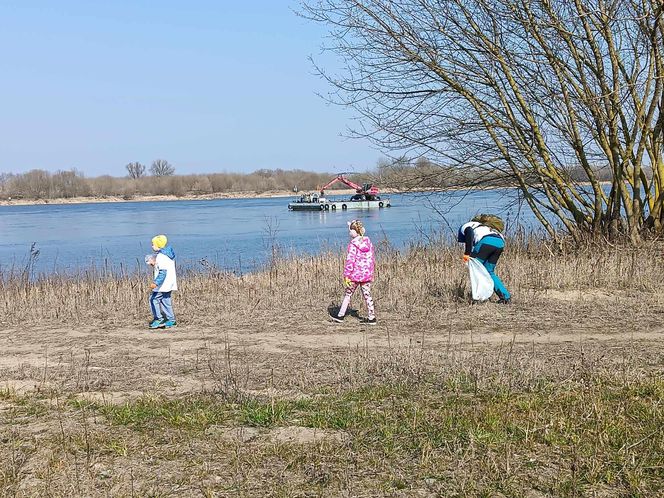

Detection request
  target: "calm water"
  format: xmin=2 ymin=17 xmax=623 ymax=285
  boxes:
xmin=0 ymin=189 xmax=539 ymax=275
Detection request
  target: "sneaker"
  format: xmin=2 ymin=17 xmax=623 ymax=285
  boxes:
xmin=329 ymin=311 xmax=345 ymax=323
xmin=361 ymin=317 xmax=377 ymax=325
xmin=162 ymin=320 xmax=177 ymax=328
xmin=497 ymin=298 xmax=511 ymax=305
xmin=149 ymin=319 xmax=165 ymax=329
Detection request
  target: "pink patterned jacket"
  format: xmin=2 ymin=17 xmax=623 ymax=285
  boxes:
xmin=343 ymin=236 xmax=375 ymax=283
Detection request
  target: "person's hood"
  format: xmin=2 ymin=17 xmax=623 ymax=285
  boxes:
xmin=158 ymin=245 xmax=176 ymax=260
xmin=351 ymin=236 xmax=372 ymax=252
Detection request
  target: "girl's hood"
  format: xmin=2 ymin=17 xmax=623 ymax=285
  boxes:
xmin=351 ymin=236 xmax=372 ymax=252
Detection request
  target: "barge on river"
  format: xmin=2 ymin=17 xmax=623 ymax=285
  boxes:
xmin=288 ymin=192 xmax=390 ymax=211
xmin=288 ymin=174 xmax=391 ymax=211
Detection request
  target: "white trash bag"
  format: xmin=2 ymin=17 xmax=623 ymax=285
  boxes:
xmin=468 ymin=258 xmax=494 ymax=301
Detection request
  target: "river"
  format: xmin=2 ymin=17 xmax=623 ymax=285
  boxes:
xmin=0 ymin=189 xmax=540 ymax=275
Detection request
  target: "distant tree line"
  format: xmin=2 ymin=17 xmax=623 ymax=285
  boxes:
xmin=0 ymin=165 xmax=361 ymax=201
xmin=0 ymin=157 xmax=619 ymax=201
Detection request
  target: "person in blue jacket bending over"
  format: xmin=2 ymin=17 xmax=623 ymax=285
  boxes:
xmin=458 ymin=214 xmax=511 ymax=304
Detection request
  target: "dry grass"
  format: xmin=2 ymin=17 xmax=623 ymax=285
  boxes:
xmin=0 ymin=238 xmax=663 ymax=496
xmin=1 ymin=235 xmax=663 ymax=326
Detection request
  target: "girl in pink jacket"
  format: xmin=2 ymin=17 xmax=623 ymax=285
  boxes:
xmin=331 ymin=220 xmax=377 ymax=325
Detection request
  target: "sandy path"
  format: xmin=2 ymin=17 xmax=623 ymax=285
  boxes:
xmin=2 ymin=299 xmax=662 ymax=399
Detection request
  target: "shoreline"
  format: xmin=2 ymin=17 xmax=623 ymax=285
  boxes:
xmin=0 ymin=181 xmax=613 ymax=207
xmin=0 ymin=189 xmax=354 ymax=207
xmin=0 ymin=188 xmax=412 ymax=207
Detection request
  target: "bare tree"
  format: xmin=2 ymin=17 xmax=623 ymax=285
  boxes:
xmin=150 ymin=159 xmax=175 ymax=177
xmin=126 ymin=162 xmax=146 ymax=179
xmin=302 ymin=0 xmax=664 ymax=241
xmin=10 ymin=169 xmax=52 ymax=199
xmin=51 ymin=169 xmax=89 ymax=198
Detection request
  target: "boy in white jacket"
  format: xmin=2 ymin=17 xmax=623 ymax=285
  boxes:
xmin=148 ymin=234 xmax=178 ymax=329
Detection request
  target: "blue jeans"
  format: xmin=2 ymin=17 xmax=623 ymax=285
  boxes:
xmin=150 ymin=291 xmax=175 ymax=321
xmin=471 ymin=235 xmax=511 ymax=300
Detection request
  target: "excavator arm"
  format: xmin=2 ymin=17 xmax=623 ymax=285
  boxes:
xmin=319 ymin=174 xmax=362 ymax=193
xmin=319 ymin=174 xmax=379 ymax=196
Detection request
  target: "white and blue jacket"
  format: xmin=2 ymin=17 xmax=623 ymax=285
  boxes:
xmin=457 ymin=221 xmax=504 ymax=255
xmin=152 ymin=245 xmax=178 ymax=293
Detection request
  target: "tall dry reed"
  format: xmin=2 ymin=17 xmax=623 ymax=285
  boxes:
xmin=1 ymin=236 xmax=662 ymax=325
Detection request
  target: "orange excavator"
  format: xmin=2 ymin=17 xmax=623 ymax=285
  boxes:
xmin=319 ymin=174 xmax=380 ymax=201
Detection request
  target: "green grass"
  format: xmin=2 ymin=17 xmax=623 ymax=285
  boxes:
xmin=59 ymin=373 xmax=662 ymax=495
xmin=4 ymin=373 xmax=662 ymax=496
xmin=0 ymin=389 xmax=49 ymax=419
xmin=239 ymin=398 xmax=296 ymax=427
xmin=92 ymin=396 xmax=233 ymax=430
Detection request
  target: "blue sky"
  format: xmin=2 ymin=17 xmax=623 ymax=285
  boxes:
xmin=0 ymin=1 xmax=380 ymax=176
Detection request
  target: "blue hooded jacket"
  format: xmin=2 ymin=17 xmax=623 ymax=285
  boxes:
xmin=153 ymin=245 xmax=176 ymax=286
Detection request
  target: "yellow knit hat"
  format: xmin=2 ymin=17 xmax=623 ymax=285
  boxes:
xmin=151 ymin=235 xmax=168 ymax=249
